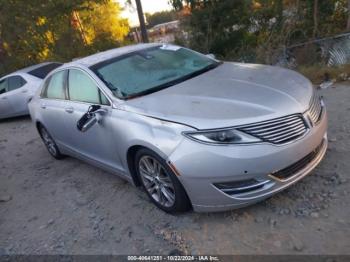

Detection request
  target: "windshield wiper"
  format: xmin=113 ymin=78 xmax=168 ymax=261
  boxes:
xmin=95 ymin=72 xmax=127 ymax=98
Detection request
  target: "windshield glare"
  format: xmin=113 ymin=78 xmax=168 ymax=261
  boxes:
xmin=91 ymin=46 xmax=218 ymax=99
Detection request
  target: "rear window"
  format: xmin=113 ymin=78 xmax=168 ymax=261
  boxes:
xmin=8 ymin=76 xmax=26 ymax=91
xmin=28 ymin=63 xmax=62 ymax=79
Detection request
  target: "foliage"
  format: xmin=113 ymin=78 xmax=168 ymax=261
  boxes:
xmin=145 ymin=10 xmax=178 ymax=28
xmin=170 ymin=0 xmax=350 ymax=64
xmin=79 ymin=1 xmax=129 ymax=45
xmin=0 ymin=0 xmax=129 ymax=77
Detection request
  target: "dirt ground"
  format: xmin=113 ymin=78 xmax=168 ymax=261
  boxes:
xmin=0 ymin=84 xmax=349 ymax=255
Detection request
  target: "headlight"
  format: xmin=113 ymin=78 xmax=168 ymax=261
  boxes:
xmin=183 ymin=129 xmax=261 ymax=144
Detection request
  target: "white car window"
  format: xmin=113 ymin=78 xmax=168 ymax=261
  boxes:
xmin=68 ymin=69 xmax=108 ymax=105
xmin=45 ymin=71 xmax=66 ymax=100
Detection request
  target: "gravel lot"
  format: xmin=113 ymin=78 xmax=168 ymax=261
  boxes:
xmin=0 ymin=84 xmax=349 ymax=255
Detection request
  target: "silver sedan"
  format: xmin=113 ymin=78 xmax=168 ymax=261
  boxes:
xmin=28 ymin=44 xmax=327 ymax=213
xmin=0 ymin=62 xmax=62 ymax=119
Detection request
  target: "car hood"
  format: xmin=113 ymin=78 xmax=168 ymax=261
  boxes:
xmin=122 ymin=62 xmax=313 ymax=129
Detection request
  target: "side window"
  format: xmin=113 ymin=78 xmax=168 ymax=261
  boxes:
xmin=45 ymin=70 xmax=67 ymax=99
xmin=0 ymin=79 xmax=8 ymax=95
xmin=7 ymin=76 xmax=26 ymax=91
xmin=40 ymin=76 xmax=52 ymax=97
xmin=68 ymin=69 xmax=109 ymax=105
xmin=100 ymin=93 xmax=109 ymax=105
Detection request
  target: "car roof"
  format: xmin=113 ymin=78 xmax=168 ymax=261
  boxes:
xmin=0 ymin=62 xmax=62 ymax=79
xmin=67 ymin=43 xmax=160 ymax=68
xmin=15 ymin=62 xmax=62 ymax=74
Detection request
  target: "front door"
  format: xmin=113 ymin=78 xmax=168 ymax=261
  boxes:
xmin=62 ymin=68 xmax=123 ymax=172
xmin=6 ymin=75 xmax=29 ymax=116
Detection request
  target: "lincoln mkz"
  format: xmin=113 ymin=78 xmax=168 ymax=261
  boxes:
xmin=28 ymin=44 xmax=327 ymax=212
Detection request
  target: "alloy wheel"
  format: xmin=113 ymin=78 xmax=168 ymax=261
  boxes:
xmin=40 ymin=128 xmax=57 ymax=156
xmin=138 ymin=155 xmax=176 ymax=207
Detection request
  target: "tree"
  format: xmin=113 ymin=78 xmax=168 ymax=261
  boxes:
xmin=313 ymin=0 xmax=319 ymax=38
xmin=170 ymin=0 xmax=253 ymax=56
xmin=347 ymin=0 xmax=350 ymax=30
xmin=0 ymin=0 xmax=130 ymax=76
xmin=79 ymin=1 xmax=129 ymax=50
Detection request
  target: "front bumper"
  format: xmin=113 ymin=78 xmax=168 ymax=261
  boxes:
xmin=168 ymin=110 xmax=328 ymax=212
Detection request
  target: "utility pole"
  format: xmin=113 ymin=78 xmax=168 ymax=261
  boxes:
xmin=135 ymin=0 xmax=149 ymax=43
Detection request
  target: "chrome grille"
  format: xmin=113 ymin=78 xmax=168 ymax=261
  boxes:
xmin=238 ymin=114 xmax=308 ymax=145
xmin=309 ymin=94 xmax=322 ymax=125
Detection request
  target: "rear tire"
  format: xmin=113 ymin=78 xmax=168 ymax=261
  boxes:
xmin=38 ymin=125 xmax=64 ymax=160
xmin=135 ymin=148 xmax=191 ymax=213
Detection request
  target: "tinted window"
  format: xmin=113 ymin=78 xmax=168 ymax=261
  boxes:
xmin=45 ymin=70 xmax=66 ymax=99
xmin=7 ymin=76 xmax=26 ymax=91
xmin=0 ymin=79 xmax=8 ymax=95
xmin=68 ymin=69 xmax=109 ymax=105
xmin=28 ymin=63 xmax=62 ymax=79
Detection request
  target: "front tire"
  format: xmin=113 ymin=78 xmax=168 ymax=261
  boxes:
xmin=135 ymin=148 xmax=191 ymax=213
xmin=38 ymin=126 xmax=64 ymax=159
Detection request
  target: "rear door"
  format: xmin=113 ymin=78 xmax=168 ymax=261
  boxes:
xmin=0 ymin=78 xmax=11 ymax=118
xmin=39 ymin=70 xmax=69 ymax=145
xmin=6 ymin=75 xmax=29 ymax=116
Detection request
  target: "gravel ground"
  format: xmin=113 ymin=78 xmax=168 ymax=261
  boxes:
xmin=0 ymin=83 xmax=349 ymax=255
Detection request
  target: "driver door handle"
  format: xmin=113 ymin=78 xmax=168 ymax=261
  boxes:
xmin=40 ymin=103 xmax=46 ymax=109
xmin=21 ymin=89 xmax=28 ymax=93
xmin=65 ymin=107 xmax=74 ymax=113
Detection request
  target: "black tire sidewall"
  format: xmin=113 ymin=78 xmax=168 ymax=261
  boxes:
xmin=135 ymin=148 xmax=191 ymax=213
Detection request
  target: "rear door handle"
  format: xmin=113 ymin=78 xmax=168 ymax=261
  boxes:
xmin=21 ymin=89 xmax=28 ymax=93
xmin=2 ymin=96 xmax=7 ymax=100
xmin=65 ymin=107 xmax=74 ymax=113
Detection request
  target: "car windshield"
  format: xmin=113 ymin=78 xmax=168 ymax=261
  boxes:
xmin=90 ymin=45 xmax=220 ymax=99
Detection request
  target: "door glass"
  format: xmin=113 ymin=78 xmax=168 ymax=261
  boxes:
xmin=7 ymin=76 xmax=26 ymax=91
xmin=68 ymin=69 xmax=108 ymax=104
xmin=45 ymin=71 xmax=66 ymax=99
xmin=0 ymin=79 xmax=7 ymax=95
xmin=100 ymin=92 xmax=109 ymax=105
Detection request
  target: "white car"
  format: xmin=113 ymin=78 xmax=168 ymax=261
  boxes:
xmin=0 ymin=62 xmax=62 ymax=119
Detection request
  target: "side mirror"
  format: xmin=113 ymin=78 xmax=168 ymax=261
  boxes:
xmin=77 ymin=105 xmax=101 ymax=132
xmin=206 ymin=53 xmax=216 ymax=59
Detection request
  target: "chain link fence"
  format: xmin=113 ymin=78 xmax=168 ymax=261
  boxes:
xmin=278 ymin=32 xmax=350 ymax=68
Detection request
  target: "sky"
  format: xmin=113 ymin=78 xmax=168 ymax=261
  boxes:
xmin=117 ymin=0 xmax=173 ymax=26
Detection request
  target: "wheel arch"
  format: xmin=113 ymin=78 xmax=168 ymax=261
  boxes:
xmin=126 ymin=143 xmax=169 ymax=187
xmin=35 ymin=121 xmax=45 ymax=135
